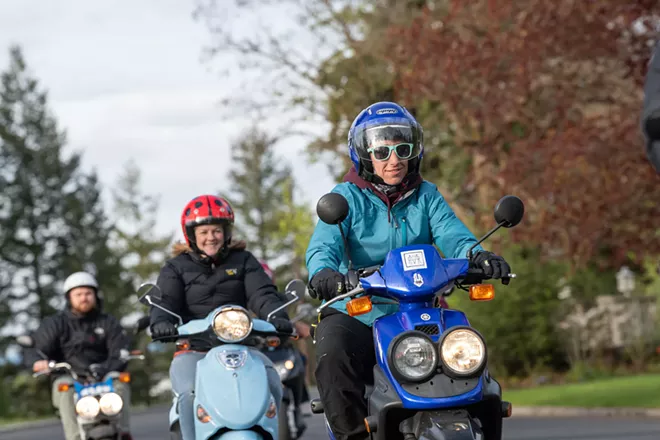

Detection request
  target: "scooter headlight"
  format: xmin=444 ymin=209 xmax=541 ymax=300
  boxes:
xmin=212 ymin=306 xmax=253 ymax=343
xmin=274 ymin=359 xmax=295 ymax=380
xmin=76 ymin=395 xmax=100 ymax=419
xmin=389 ymin=332 xmax=438 ymax=382
xmin=439 ymin=327 xmax=486 ymax=377
xmin=99 ymin=392 xmax=123 ymax=416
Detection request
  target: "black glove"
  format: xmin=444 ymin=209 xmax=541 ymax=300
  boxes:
xmin=88 ymin=363 xmax=109 ymax=381
xmin=309 ymin=268 xmax=346 ymax=301
xmin=151 ymin=321 xmax=178 ymax=340
xmin=270 ymin=317 xmax=294 ymax=334
xmin=471 ymin=251 xmax=511 ymax=280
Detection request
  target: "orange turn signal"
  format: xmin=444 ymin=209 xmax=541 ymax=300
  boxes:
xmin=196 ymin=405 xmax=212 ymax=423
xmin=469 ymin=284 xmax=495 ymax=301
xmin=266 ymin=336 xmax=281 ymax=347
xmin=57 ymin=384 xmax=70 ymax=392
xmin=176 ymin=340 xmax=191 ymax=351
xmin=119 ymin=372 xmax=131 ymax=383
xmin=347 ymin=297 xmax=373 ymax=317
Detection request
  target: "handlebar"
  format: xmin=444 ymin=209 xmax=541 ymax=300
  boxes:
xmin=316 ymin=267 xmax=517 ymax=313
xmin=317 ymin=285 xmax=365 ymax=312
xmin=33 ymin=361 xmax=76 ymax=379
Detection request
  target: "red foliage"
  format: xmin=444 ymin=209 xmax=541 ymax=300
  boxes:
xmin=386 ymin=0 xmax=660 ymax=268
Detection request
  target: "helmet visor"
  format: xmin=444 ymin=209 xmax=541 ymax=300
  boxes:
xmin=353 ymin=118 xmax=422 ymax=163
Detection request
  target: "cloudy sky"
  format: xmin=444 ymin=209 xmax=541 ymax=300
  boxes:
xmin=0 ymin=0 xmax=336 ymax=238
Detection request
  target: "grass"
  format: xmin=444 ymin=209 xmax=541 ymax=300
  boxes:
xmin=502 ymin=373 xmax=660 ymax=408
xmin=0 ymin=415 xmax=53 ymax=426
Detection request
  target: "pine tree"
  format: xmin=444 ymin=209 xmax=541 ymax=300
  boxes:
xmin=0 ymin=45 xmax=127 ymax=343
xmin=228 ymin=128 xmax=290 ymax=261
xmin=110 ymin=159 xmax=174 ymax=406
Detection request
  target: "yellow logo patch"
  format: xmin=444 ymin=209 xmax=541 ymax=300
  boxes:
xmin=225 ymin=269 xmax=237 ymax=276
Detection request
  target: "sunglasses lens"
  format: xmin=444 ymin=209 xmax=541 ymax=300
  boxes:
xmin=371 ymin=146 xmax=391 ymax=161
xmin=395 ymin=143 xmax=412 ymax=158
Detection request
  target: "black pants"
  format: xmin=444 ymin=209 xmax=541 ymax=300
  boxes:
xmin=314 ymin=311 xmax=375 ymax=440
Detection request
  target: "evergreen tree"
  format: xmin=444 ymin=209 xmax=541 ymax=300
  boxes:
xmin=0 ymin=45 xmax=127 ymax=341
xmin=0 ymin=45 xmax=132 ymax=417
xmin=110 ymin=159 xmax=174 ymax=406
xmin=228 ymin=128 xmax=290 ymax=261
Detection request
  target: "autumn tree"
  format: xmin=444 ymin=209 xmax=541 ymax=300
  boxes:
xmin=194 ymin=0 xmax=435 ymax=179
xmin=387 ymin=0 xmax=660 ymax=270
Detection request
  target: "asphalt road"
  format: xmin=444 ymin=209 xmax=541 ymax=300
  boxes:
xmin=4 ymin=406 xmax=660 ymax=440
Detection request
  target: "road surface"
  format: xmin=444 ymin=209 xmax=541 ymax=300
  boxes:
xmin=3 ymin=406 xmax=660 ymax=440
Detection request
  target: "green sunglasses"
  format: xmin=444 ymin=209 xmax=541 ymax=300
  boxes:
xmin=367 ymin=143 xmax=415 ymax=161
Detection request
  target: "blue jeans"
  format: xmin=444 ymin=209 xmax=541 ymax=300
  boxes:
xmin=170 ymin=349 xmax=283 ymax=440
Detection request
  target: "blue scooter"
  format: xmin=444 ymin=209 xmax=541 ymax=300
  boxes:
xmin=309 ymin=193 xmax=525 ymax=440
xmin=16 ymin=325 xmax=147 ymax=440
xmin=137 ymin=279 xmax=304 ymax=440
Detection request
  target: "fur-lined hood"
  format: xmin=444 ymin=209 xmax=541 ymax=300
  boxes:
xmin=171 ymin=240 xmax=247 ymax=257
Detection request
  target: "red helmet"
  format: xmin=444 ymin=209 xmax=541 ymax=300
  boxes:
xmin=181 ymin=195 xmax=234 ymax=256
xmin=260 ymin=260 xmax=274 ymax=282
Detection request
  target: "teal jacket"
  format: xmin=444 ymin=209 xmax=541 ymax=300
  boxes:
xmin=306 ymin=174 xmax=483 ymax=327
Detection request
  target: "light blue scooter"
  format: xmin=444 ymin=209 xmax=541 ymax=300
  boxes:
xmin=137 ymin=279 xmax=304 ymax=440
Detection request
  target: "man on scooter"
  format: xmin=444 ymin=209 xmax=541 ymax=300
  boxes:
xmin=149 ymin=194 xmax=294 ymax=440
xmin=305 ymin=102 xmax=512 ymax=440
xmin=25 ymin=271 xmax=133 ymax=440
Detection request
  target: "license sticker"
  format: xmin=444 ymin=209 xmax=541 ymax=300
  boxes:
xmin=401 ymin=250 xmax=427 ymax=271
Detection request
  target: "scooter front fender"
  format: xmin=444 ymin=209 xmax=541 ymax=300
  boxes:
xmin=193 ymin=345 xmax=277 ymax=439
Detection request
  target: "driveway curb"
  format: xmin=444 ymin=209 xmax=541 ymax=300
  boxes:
xmin=512 ymin=406 xmax=660 ymax=418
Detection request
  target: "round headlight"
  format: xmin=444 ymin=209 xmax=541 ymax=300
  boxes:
xmin=99 ymin=392 xmax=124 ymax=416
xmin=389 ymin=333 xmax=438 ymax=382
xmin=212 ymin=307 xmax=253 ymax=342
xmin=76 ymin=395 xmax=100 ymax=419
xmin=440 ymin=327 xmax=486 ymax=377
xmin=275 ymin=362 xmax=290 ymax=380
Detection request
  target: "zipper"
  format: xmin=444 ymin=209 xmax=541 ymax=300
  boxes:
xmin=390 ymin=215 xmax=398 ymax=250
xmin=401 ymin=217 xmax=408 ymax=246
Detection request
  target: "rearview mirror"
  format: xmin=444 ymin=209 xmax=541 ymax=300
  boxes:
xmin=137 ymin=282 xmax=162 ymax=305
xmin=285 ymin=279 xmax=307 ymax=298
xmin=267 ymin=279 xmax=304 ymax=322
xmin=316 ymin=193 xmax=349 ymax=225
xmin=136 ymin=282 xmax=183 ymax=326
xmin=494 ymin=195 xmax=524 ymax=228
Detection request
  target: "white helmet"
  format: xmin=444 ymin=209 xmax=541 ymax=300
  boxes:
xmin=63 ymin=272 xmax=99 ymax=294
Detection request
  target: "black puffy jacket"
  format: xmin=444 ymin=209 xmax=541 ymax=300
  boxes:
xmin=26 ymin=309 xmax=129 ymax=376
xmin=150 ymin=247 xmax=289 ymax=326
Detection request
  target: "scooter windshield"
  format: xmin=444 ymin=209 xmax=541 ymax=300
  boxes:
xmin=360 ymin=244 xmax=469 ymax=301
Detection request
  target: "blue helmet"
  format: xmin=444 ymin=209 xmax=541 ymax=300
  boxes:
xmin=348 ymin=101 xmax=424 ymax=184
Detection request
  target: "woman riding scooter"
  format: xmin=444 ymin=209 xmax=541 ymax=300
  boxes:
xmin=149 ymin=194 xmax=294 ymax=440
